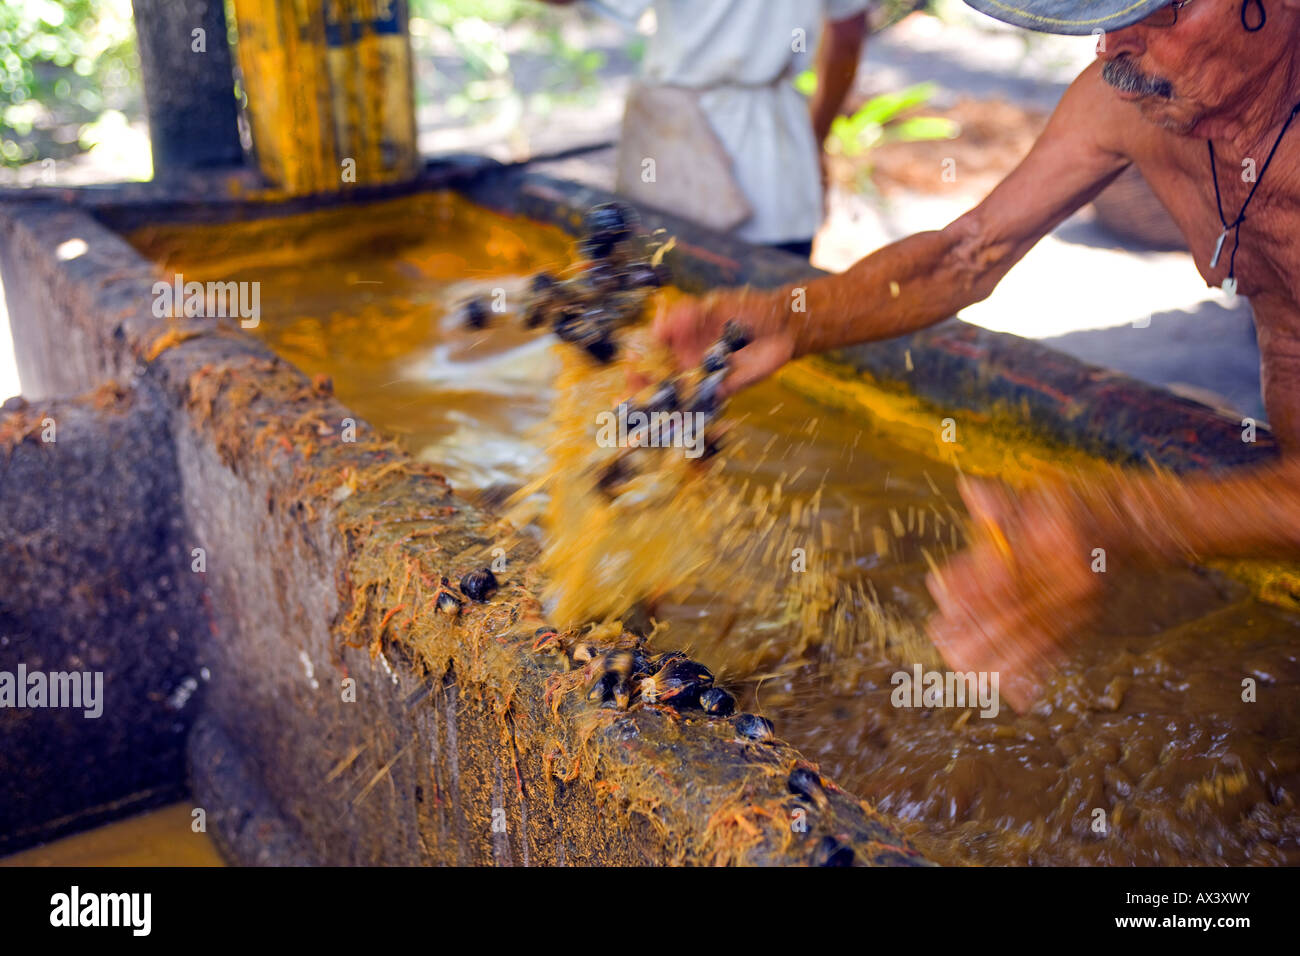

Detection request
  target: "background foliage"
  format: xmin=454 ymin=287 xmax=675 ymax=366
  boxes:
xmin=0 ymin=0 xmax=139 ymax=169
xmin=1 ymin=0 xmax=615 ymax=171
xmin=411 ymin=0 xmax=616 ymax=123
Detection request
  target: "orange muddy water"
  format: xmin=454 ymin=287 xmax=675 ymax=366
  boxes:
xmin=130 ymin=193 xmax=1300 ymax=866
xmin=2 ymin=804 xmax=224 ymax=866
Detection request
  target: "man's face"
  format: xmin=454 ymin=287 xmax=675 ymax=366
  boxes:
xmin=1097 ymin=0 xmax=1285 ymax=133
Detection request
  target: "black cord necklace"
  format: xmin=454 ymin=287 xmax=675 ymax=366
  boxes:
xmin=1207 ymin=98 xmax=1300 ymax=294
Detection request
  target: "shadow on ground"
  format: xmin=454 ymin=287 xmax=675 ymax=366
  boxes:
xmin=1042 ymin=298 xmax=1264 ymax=421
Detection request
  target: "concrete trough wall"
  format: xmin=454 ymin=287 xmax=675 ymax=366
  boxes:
xmin=0 ymin=162 xmax=1272 ymax=864
xmin=0 ymin=381 xmax=203 ymax=854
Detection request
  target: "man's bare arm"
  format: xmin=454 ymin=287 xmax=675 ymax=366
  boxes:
xmin=656 ymin=63 xmax=1133 ymax=389
xmin=791 ymin=62 xmax=1131 ymax=353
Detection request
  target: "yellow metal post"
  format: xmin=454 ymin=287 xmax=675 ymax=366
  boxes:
xmin=232 ymin=0 xmax=419 ymax=194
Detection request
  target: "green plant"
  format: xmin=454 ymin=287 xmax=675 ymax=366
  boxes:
xmin=798 ymin=74 xmax=958 ymax=158
xmin=0 ymin=0 xmax=140 ymax=168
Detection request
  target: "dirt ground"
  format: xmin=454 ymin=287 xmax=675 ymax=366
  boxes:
xmin=842 ymin=96 xmax=1048 ymax=197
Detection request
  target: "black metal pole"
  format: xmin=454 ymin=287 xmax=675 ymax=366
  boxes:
xmin=131 ymin=0 xmax=244 ymax=173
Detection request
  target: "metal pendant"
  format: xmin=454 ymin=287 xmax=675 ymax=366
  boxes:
xmin=1223 ymin=276 xmax=1238 ymax=297
xmin=1210 ymin=228 xmax=1229 ymax=269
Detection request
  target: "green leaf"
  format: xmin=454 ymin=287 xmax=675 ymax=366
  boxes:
xmin=888 ymin=116 xmax=960 ymax=143
xmin=851 ymin=82 xmax=937 ymax=126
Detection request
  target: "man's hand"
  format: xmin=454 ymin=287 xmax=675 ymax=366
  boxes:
xmin=925 ymin=476 xmax=1107 ymax=712
xmin=927 ymin=454 xmax=1300 ymax=712
xmin=652 ymin=287 xmax=796 ymax=397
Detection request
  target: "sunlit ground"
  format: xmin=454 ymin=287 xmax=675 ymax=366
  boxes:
xmin=815 ymin=189 xmax=1234 ymax=339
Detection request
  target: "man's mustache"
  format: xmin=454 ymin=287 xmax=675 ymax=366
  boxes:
xmin=1102 ymin=56 xmax=1174 ymax=99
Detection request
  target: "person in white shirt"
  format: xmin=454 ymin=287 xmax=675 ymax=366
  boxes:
xmin=545 ymin=0 xmax=871 ymax=258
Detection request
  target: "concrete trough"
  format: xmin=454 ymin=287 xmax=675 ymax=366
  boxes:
xmin=0 ymin=381 xmax=203 ymax=854
xmin=0 ymin=160 xmax=1275 ymax=864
